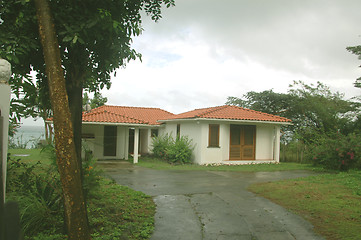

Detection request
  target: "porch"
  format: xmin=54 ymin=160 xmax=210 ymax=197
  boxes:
xmin=82 ymin=124 xmax=159 ymax=163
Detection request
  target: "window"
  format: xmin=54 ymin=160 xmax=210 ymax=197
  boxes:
xmin=81 ymin=133 xmax=95 ymax=139
xmin=151 ymin=129 xmax=158 ymax=138
xmin=208 ymin=124 xmax=220 ymax=147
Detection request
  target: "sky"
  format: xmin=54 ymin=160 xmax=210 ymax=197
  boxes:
xmin=24 ymin=0 xmax=361 ymax=125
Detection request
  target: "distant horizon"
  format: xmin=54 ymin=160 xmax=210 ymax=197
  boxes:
xmin=19 ymin=118 xmax=44 ymax=127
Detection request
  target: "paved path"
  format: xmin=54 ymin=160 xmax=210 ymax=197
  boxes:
xmin=97 ymin=161 xmax=324 ymax=240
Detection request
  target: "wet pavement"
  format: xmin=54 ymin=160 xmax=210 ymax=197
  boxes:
xmin=97 ymin=160 xmax=324 ymax=240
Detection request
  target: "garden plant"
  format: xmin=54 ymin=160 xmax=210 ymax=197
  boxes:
xmin=6 ymin=148 xmax=155 ymax=240
xmin=151 ymin=134 xmax=194 ymax=164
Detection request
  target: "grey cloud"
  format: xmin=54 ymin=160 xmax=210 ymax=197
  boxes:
xmin=142 ymin=0 xmax=361 ymax=80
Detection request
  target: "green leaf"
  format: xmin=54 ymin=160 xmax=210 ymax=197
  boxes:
xmin=72 ymin=35 xmax=78 ymax=44
xmin=113 ymin=21 xmax=118 ymax=29
xmin=62 ymin=36 xmax=73 ymax=42
xmin=78 ymin=37 xmax=85 ymax=44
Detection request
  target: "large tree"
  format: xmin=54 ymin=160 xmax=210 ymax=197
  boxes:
xmin=226 ymin=89 xmax=292 ymax=116
xmin=227 ymin=81 xmax=357 ymax=141
xmin=34 ymin=0 xmax=90 ymax=238
xmin=1 ymin=0 xmax=175 ymax=164
xmin=1 ymin=0 xmax=174 ymax=237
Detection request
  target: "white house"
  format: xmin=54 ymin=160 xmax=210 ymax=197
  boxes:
xmin=80 ymin=105 xmax=291 ymax=165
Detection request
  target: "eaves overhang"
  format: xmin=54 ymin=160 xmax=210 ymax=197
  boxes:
xmin=45 ymin=120 xmax=165 ymax=128
xmin=158 ymin=118 xmax=292 ymax=125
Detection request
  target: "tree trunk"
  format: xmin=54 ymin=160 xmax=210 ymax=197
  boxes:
xmin=34 ymin=0 xmax=91 ymax=239
xmin=66 ymin=71 xmax=83 ymax=173
xmin=65 ymin=68 xmax=89 ymax=224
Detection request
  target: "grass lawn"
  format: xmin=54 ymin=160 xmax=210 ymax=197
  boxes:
xmin=88 ymin=177 xmax=156 ymax=240
xmin=136 ymin=156 xmax=321 ymax=172
xmin=8 ymin=148 xmax=52 ymax=163
xmin=248 ymin=171 xmax=361 ymax=240
xmin=6 ymin=148 xmax=156 ymax=239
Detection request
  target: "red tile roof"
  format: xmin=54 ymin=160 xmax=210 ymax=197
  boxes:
xmin=82 ymin=105 xmax=174 ymax=125
xmin=162 ymin=105 xmax=291 ymax=123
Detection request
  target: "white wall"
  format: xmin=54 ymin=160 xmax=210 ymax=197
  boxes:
xmin=175 ymin=121 xmax=203 ymax=164
xmin=147 ymin=127 xmax=161 ymax=154
xmin=82 ymin=121 xmax=280 ymax=163
xmin=82 ymin=124 xmax=102 ymax=159
xmin=117 ymin=126 xmax=128 ymax=159
xmin=220 ymin=124 xmax=230 ymax=162
xmin=161 ymin=123 xmax=177 ymax=139
xmin=162 ymin=121 xmax=281 ymax=164
xmin=82 ymin=124 xmax=130 ymax=160
xmin=255 ymin=124 xmax=275 ymax=160
xmin=82 ymin=124 xmax=161 ymax=159
xmin=161 ymin=121 xmax=229 ymax=164
xmin=201 ymin=121 xmax=223 ymax=164
xmin=200 ymin=122 xmax=232 ymax=165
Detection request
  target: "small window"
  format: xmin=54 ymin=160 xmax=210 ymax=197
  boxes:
xmin=151 ymin=129 xmax=158 ymax=138
xmin=209 ymin=124 xmax=220 ymax=147
xmin=176 ymin=124 xmax=180 ymax=138
xmin=81 ymin=133 xmax=95 ymax=139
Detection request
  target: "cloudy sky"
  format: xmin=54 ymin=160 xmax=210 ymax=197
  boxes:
xmin=25 ymin=0 xmax=360 ymax=125
xmin=101 ymin=0 xmax=360 ymax=114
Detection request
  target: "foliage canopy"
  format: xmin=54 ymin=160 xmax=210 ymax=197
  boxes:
xmin=227 ymin=80 xmax=361 ymax=170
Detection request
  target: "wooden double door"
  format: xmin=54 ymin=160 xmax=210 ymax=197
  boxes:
xmin=230 ymin=125 xmax=255 ymax=160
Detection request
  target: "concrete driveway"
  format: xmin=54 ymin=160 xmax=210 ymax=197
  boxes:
xmin=97 ymin=161 xmax=324 ymax=240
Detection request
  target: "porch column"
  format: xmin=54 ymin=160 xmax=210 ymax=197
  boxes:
xmin=274 ymin=126 xmax=281 ymax=162
xmin=133 ymin=127 xmax=139 ymax=164
xmin=124 ymin=128 xmax=129 ymax=160
xmin=0 ymin=59 xmax=11 ymax=203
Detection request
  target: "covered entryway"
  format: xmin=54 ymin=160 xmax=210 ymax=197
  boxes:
xmin=229 ymin=125 xmax=255 ymax=160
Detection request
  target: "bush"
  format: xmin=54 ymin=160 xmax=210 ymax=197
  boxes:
xmin=167 ymin=136 xmax=194 ymax=164
xmin=6 ymin=149 xmax=156 ymax=239
xmin=151 ymin=134 xmax=194 ymax=164
xmin=82 ymin=143 xmax=102 ymax=199
xmin=6 ymin=145 xmax=101 ymax=239
xmin=6 ymin=158 xmax=63 ymax=238
xmin=280 ymin=141 xmax=309 ymax=163
xmin=305 ymin=132 xmax=361 ymax=171
xmin=151 ymin=134 xmax=173 ymax=160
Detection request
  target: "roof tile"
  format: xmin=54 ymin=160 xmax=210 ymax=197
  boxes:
xmin=163 ymin=105 xmax=291 ymax=123
xmin=82 ymin=105 xmax=174 ymax=125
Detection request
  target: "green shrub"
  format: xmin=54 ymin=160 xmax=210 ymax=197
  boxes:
xmin=82 ymin=143 xmax=102 ymax=199
xmin=305 ymin=132 xmax=361 ymax=171
xmin=6 ymin=144 xmax=101 ymax=239
xmin=151 ymin=134 xmax=194 ymax=164
xmin=6 ymin=149 xmax=156 ymax=239
xmin=151 ymin=134 xmax=173 ymax=160
xmin=6 ymin=158 xmax=63 ymax=238
xmin=42 ymin=143 xmax=102 ymax=199
xmin=167 ymin=136 xmax=194 ymax=164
